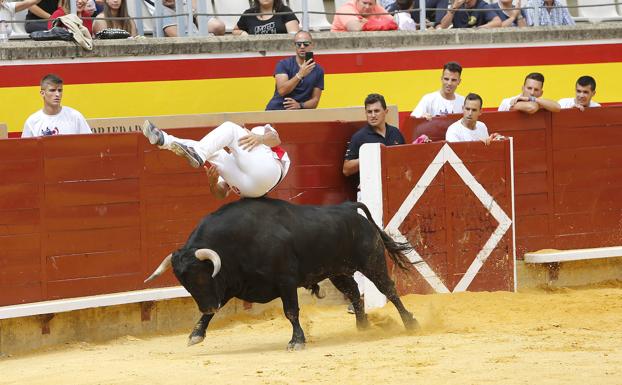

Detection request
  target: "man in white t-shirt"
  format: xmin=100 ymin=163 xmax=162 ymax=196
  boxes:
xmin=559 ymin=75 xmax=601 ymax=111
xmin=142 ymin=120 xmax=290 ymax=199
xmin=411 ymin=61 xmax=465 ymax=120
xmin=22 ymin=74 xmax=91 ymax=137
xmin=498 ymin=72 xmax=561 ymax=114
xmin=446 ymin=93 xmax=501 ymax=144
xmin=0 ymin=0 xmax=42 ymax=37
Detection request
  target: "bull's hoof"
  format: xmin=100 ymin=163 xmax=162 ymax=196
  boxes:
xmin=405 ymin=318 xmax=421 ymax=332
xmin=356 ymin=317 xmax=370 ymax=330
xmin=187 ymin=335 xmax=205 ymax=346
xmin=286 ymin=342 xmax=305 ymax=351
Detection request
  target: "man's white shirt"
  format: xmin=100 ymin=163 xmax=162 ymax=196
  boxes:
xmin=558 ymin=98 xmax=601 ymax=109
xmin=498 ymin=94 xmax=522 ymax=112
xmin=411 ymin=91 xmax=465 ymax=118
xmin=22 ymin=107 xmax=92 ymax=137
xmin=446 ymin=120 xmax=490 ymax=143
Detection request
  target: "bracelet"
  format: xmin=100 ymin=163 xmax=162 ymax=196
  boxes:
xmin=300 ymin=101 xmax=305 ymax=109
xmin=529 ymin=96 xmax=536 ymax=103
xmin=295 ymin=73 xmax=303 ymax=81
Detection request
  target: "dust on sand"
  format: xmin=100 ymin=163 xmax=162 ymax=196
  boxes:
xmin=1 ymin=282 xmax=621 ymax=385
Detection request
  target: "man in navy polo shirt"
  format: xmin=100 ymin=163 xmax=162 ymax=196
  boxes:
xmin=342 ymin=93 xmax=405 ymax=313
xmin=265 ymin=31 xmax=325 ymax=111
xmin=437 ymin=0 xmax=501 ymax=28
xmin=343 ymin=93 xmax=405 ymax=186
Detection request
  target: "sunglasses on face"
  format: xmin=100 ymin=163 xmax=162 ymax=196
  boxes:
xmin=294 ymin=41 xmax=311 ymax=48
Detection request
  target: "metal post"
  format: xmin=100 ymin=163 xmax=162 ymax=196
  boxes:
xmin=302 ymin=0 xmax=309 ymax=32
xmin=419 ymin=0 xmax=427 ymax=31
xmin=154 ymin=0 xmax=164 ymax=37
xmin=175 ymin=0 xmax=188 ymax=36
xmin=70 ymin=0 xmax=77 ymax=15
xmin=134 ymin=0 xmax=145 ymax=36
xmin=197 ymin=0 xmax=208 ymax=36
xmin=533 ymin=0 xmax=540 ymax=26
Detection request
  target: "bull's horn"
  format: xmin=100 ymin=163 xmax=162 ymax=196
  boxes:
xmin=144 ymin=253 xmax=172 ymax=283
xmin=195 ymin=249 xmax=221 ymax=278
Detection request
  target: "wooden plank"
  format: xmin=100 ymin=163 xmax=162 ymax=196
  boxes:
xmin=516 ymin=214 xmax=549 ymax=237
xmin=514 ymin=172 xmax=548 ymax=195
xmin=554 ymin=167 xmax=622 ymax=188
xmin=46 ymin=273 xmax=142 ymax=300
xmin=0 ymin=248 xmax=41 ymax=285
xmin=45 ymin=203 xmax=141 ymax=231
xmin=514 ymin=149 xmax=547 ymax=174
xmin=0 ymin=183 xmax=41 ymax=210
xmin=515 ymin=193 xmax=549 ymax=216
xmin=46 ymin=227 xmax=141 ymax=256
xmin=287 ymin=165 xmax=346 ymax=189
xmin=0 ymin=208 xmax=40 ymax=235
xmin=555 ymin=187 xmax=622 ymax=213
xmin=46 ymin=249 xmax=142 ymax=281
xmin=42 ymin=132 xmax=139 ymax=158
xmin=0 ymin=282 xmax=42 ymax=306
xmin=0 ymin=137 xmax=40 ymax=161
xmin=553 ymin=125 xmax=622 ymax=150
xmin=0 ymin=159 xmax=41 ymax=184
xmin=285 ymin=142 xmax=348 ymax=166
xmin=44 ymin=179 xmax=140 ymax=207
xmin=552 ymin=106 xmax=622 ymax=129
xmin=553 ymin=145 xmax=622 ymax=172
xmin=552 ymin=209 xmax=622 ymax=235
xmin=44 ymin=154 xmax=141 ymax=182
xmin=553 ymin=230 xmax=622 ymax=250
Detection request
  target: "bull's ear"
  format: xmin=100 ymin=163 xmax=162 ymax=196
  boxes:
xmin=195 ymin=249 xmax=221 ymax=278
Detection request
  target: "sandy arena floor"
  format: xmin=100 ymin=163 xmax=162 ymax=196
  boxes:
xmin=1 ymin=282 xmax=621 ymax=385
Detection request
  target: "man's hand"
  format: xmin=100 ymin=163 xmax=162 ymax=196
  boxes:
xmin=283 ymin=97 xmax=302 ymax=110
xmin=511 ymin=95 xmax=530 ymax=106
xmin=509 ymin=0 xmax=521 ymax=17
xmin=205 ymin=165 xmax=220 ymax=187
xmin=422 ymin=112 xmax=433 ymax=121
xmin=238 ymin=129 xmax=263 ymax=150
xmin=297 ymin=59 xmax=316 ymax=79
xmin=451 ymin=0 xmax=466 ymax=9
xmin=574 ymin=103 xmax=586 ymax=111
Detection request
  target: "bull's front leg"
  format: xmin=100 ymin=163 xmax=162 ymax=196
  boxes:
xmin=279 ymin=284 xmax=306 ymax=351
xmin=188 ymin=313 xmax=215 ymax=346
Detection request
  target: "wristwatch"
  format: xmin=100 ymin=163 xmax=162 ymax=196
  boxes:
xmin=300 ymin=101 xmax=305 ymax=109
xmin=529 ymin=96 xmax=537 ymax=102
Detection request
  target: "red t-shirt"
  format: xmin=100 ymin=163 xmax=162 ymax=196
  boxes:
xmin=48 ymin=8 xmax=93 ymax=35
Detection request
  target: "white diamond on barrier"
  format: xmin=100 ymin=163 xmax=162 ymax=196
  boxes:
xmin=385 ymin=144 xmax=512 ymax=293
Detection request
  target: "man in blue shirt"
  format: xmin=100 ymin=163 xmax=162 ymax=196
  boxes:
xmin=437 ymin=0 xmax=501 ymax=28
xmin=265 ymin=31 xmax=325 ymax=110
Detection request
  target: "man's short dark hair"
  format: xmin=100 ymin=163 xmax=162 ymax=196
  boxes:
xmin=365 ymin=93 xmax=387 ymax=110
xmin=576 ymin=75 xmax=596 ymax=91
xmin=443 ymin=62 xmax=462 ymax=75
xmin=41 ymin=74 xmax=63 ymax=89
xmin=464 ymin=92 xmax=483 ymax=108
xmin=396 ymin=0 xmax=414 ymax=10
xmin=524 ymin=72 xmax=545 ymax=85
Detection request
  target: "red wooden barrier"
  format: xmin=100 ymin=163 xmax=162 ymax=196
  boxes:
xmin=361 ymin=140 xmax=514 ymax=295
xmin=402 ymin=106 xmax=622 ymax=257
xmin=0 ymin=122 xmax=362 ymax=307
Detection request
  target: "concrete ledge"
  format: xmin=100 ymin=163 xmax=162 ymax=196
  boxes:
xmin=2 ymin=23 xmax=622 ymax=61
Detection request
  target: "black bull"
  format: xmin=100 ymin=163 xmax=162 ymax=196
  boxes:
xmin=145 ymin=198 xmax=419 ymax=350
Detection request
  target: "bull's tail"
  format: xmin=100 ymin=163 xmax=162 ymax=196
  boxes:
xmin=305 ymin=283 xmax=325 ymax=299
xmin=355 ymin=202 xmax=414 ymax=271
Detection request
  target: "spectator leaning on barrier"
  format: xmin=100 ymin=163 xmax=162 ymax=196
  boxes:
xmin=93 ymin=0 xmax=138 ymax=36
xmin=233 ymin=0 xmax=299 ymax=35
xmin=437 ymin=0 xmax=501 ymax=29
xmin=0 ymin=0 xmax=42 ymax=37
xmin=25 ymin=0 xmax=58 ymax=33
xmin=22 ymin=74 xmax=92 ymax=137
xmin=331 ymin=0 xmax=394 ymax=32
xmin=446 ymin=93 xmax=501 ymax=145
xmin=559 ymin=76 xmax=600 ymax=110
xmin=48 ymin=0 xmax=95 ymax=35
xmin=524 ymin=0 xmax=574 ymax=26
xmin=386 ymin=0 xmax=449 ymax=28
xmin=160 ymin=0 xmax=225 ymax=37
xmin=491 ymin=0 xmax=527 ymax=27
xmin=265 ymin=31 xmax=324 ymax=111
xmin=387 ymin=0 xmax=417 ymax=30
xmin=498 ymin=72 xmax=561 ymax=114
xmin=411 ymin=61 xmax=465 ymax=120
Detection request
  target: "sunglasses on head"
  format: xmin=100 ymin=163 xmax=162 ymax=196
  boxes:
xmin=294 ymin=41 xmax=311 ymax=48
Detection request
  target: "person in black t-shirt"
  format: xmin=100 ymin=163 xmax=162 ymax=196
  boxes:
xmin=233 ymin=0 xmax=299 ymax=35
xmin=25 ymin=0 xmax=58 ymax=33
xmin=437 ymin=0 xmax=501 ymax=29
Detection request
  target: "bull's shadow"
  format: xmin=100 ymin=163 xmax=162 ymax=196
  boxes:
xmin=144 ymin=197 xmax=420 ymax=351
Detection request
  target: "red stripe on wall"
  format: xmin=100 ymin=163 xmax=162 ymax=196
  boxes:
xmin=1 ymin=43 xmax=620 ymax=88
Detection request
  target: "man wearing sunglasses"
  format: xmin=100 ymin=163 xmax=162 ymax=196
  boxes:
xmin=265 ymin=31 xmax=324 ymax=111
